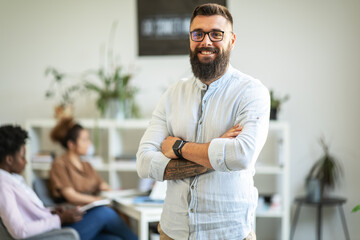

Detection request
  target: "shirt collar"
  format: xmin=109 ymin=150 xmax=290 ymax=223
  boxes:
xmin=0 ymin=168 xmax=45 ymax=208
xmin=195 ymin=64 xmax=234 ymax=91
xmin=0 ymin=168 xmax=23 ymax=184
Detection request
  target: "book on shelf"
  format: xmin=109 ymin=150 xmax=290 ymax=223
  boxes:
xmin=78 ymin=199 xmax=112 ymax=213
xmin=31 ymin=151 xmax=55 ymax=163
xmin=277 ymin=138 xmax=284 ymax=167
xmin=81 ymin=156 xmax=104 ymax=167
xmin=115 ymin=154 xmax=136 ymax=162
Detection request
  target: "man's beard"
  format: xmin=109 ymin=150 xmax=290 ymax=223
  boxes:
xmin=189 ymin=45 xmax=231 ymax=82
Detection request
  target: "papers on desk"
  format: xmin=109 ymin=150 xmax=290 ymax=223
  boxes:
xmin=100 ymin=189 xmax=144 ymax=199
xmin=103 ymin=181 xmax=167 ymax=207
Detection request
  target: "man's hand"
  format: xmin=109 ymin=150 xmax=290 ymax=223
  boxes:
xmin=55 ymin=206 xmax=83 ymax=224
xmin=161 ymin=136 xmax=181 ymax=159
xmin=220 ymin=124 xmax=243 ymax=139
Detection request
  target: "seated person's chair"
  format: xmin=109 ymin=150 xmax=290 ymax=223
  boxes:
xmin=0 ymin=218 xmax=79 ymax=240
xmin=32 ymin=177 xmax=65 ymax=207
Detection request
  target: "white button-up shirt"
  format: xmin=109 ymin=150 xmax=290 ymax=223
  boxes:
xmin=137 ymin=65 xmax=270 ymax=239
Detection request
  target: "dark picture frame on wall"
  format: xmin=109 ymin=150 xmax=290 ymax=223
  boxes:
xmin=137 ymin=0 xmax=227 ymax=56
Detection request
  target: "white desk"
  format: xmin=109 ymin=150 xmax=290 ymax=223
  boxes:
xmin=113 ymin=197 xmax=163 ymax=240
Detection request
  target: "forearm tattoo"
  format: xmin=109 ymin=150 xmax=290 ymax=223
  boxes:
xmin=163 ymin=159 xmax=210 ymax=180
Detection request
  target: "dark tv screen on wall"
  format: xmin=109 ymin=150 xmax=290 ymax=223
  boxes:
xmin=137 ymin=0 xmax=227 ymax=56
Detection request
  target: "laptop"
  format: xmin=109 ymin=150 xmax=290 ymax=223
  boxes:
xmin=133 ymin=180 xmax=167 ymax=206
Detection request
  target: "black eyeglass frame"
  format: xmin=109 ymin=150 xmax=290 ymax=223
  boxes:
xmin=189 ymin=30 xmax=226 ymax=42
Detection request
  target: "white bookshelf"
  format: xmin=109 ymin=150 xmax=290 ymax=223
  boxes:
xmin=25 ymin=118 xmax=149 ymax=190
xmin=255 ymin=121 xmax=290 ymax=240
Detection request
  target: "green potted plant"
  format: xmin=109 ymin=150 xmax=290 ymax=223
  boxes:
xmin=306 ymin=136 xmax=343 ymax=202
xmin=44 ymin=67 xmax=83 ymax=119
xmin=83 ymin=66 xmax=140 ymax=119
xmin=270 ymin=90 xmax=289 ymax=120
xmin=83 ymin=21 xmax=140 ymax=119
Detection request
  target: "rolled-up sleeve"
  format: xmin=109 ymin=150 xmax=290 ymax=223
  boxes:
xmin=209 ymin=84 xmax=270 ymax=171
xmin=136 ymin=91 xmax=171 ymax=181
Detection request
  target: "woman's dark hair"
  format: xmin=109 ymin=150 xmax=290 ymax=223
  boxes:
xmin=0 ymin=125 xmax=28 ymax=163
xmin=190 ymin=3 xmax=233 ymax=29
xmin=50 ymin=118 xmax=84 ymax=149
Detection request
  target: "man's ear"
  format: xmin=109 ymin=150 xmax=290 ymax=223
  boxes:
xmin=230 ymin=32 xmax=236 ymax=50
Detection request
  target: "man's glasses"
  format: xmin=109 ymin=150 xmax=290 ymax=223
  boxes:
xmin=190 ymin=30 xmax=225 ymax=42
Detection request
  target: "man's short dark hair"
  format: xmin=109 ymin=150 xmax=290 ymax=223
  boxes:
xmin=190 ymin=3 xmax=233 ymax=29
xmin=0 ymin=125 xmax=28 ymax=163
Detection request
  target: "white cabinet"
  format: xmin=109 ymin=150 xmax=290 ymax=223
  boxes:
xmin=25 ymin=118 xmax=149 ymax=190
xmin=255 ymin=121 xmax=290 ymax=240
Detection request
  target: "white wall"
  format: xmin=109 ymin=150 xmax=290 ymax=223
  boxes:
xmin=1 ymin=0 xmax=359 ymax=239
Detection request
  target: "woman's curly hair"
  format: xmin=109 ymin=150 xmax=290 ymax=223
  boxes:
xmin=0 ymin=125 xmax=28 ymax=163
xmin=50 ymin=117 xmax=83 ymax=149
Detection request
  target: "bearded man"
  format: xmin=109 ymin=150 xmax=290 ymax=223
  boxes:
xmin=136 ymin=3 xmax=270 ymax=240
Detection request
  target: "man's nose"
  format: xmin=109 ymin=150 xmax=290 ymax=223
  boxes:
xmin=200 ymin=33 xmax=212 ymax=46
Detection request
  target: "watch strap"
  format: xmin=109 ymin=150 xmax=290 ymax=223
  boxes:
xmin=179 ymin=141 xmax=187 ymax=158
xmin=173 ymin=140 xmax=187 ymax=159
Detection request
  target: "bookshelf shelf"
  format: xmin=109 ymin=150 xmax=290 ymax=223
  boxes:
xmin=254 ymin=121 xmax=290 ymax=240
xmin=25 ymin=118 xmax=149 ymax=190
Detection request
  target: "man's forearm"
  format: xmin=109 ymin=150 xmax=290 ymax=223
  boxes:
xmin=181 ymin=142 xmax=213 ymax=169
xmin=163 ymin=159 xmax=210 ymax=180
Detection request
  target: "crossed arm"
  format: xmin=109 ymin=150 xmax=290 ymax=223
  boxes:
xmin=161 ymin=124 xmax=242 ymax=180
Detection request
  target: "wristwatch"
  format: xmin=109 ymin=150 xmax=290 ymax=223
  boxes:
xmin=172 ymin=140 xmax=187 ymax=159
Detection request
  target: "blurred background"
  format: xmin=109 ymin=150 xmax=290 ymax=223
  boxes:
xmin=0 ymin=0 xmax=359 ymax=239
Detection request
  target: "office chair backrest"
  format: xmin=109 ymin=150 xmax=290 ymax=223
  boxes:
xmin=0 ymin=218 xmax=13 ymax=240
xmin=32 ymin=178 xmax=64 ymax=207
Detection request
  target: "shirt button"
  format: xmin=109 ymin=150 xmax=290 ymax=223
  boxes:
xmin=191 ymin=186 xmax=194 ymax=190
xmin=199 ymin=121 xmax=202 ymax=125
xmin=190 ymin=209 xmax=194 ymax=213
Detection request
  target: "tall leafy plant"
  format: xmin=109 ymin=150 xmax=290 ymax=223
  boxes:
xmin=306 ymin=137 xmax=343 ymax=198
xmin=84 ymin=66 xmax=140 ymax=118
xmin=83 ymin=21 xmax=140 ymax=118
xmin=44 ymin=67 xmax=82 ymax=107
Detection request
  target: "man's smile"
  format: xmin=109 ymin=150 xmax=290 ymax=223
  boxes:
xmin=196 ymin=47 xmax=218 ymax=60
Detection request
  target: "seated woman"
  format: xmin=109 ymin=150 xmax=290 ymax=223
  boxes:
xmin=49 ymin=117 xmax=137 ymax=240
xmin=0 ymin=125 xmax=82 ymax=239
xmin=49 ymin=117 xmax=109 ymax=205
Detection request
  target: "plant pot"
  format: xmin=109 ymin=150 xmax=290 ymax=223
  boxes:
xmin=104 ymin=99 xmax=125 ymax=120
xmin=270 ymin=107 xmax=278 ymax=120
xmin=306 ymin=178 xmax=322 ymax=202
xmin=54 ymin=105 xmax=73 ymax=119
